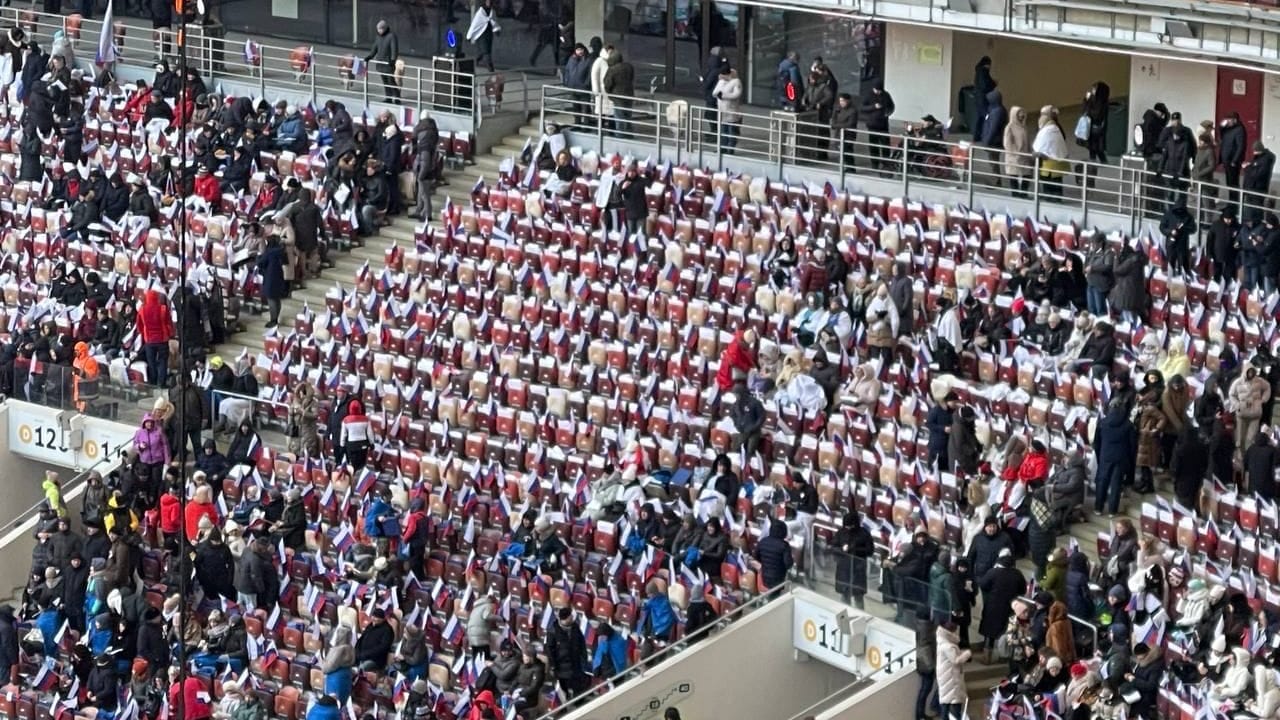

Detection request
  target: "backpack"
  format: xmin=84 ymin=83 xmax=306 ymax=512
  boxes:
xmin=777 ymin=69 xmax=797 ymax=106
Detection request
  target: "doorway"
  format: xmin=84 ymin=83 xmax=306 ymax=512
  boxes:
xmin=1216 ymin=66 xmax=1264 ymax=140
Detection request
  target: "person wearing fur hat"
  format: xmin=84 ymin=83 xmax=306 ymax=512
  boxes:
xmin=322 ymin=625 xmax=355 ymax=702
xmin=271 ymin=487 xmax=308 ymax=550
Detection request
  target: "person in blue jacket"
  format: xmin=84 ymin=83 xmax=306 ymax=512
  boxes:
xmin=642 ymin=581 xmax=676 ymax=641
xmin=322 ymin=626 xmax=355 ymax=703
xmin=591 ymin=622 xmax=629 ymax=677
xmin=363 ymin=487 xmax=396 ymax=541
xmin=926 ymin=393 xmax=958 ymax=470
xmin=1093 ymin=400 xmax=1136 ymax=516
xmin=306 ymin=695 xmax=342 ymax=720
xmin=35 ymin=599 xmax=64 ymax=658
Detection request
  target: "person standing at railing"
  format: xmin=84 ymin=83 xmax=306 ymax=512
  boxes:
xmin=603 ymin=49 xmax=635 ymax=136
xmin=1242 ymin=140 xmax=1275 ymax=225
xmin=860 ymin=83 xmax=895 ymax=172
xmin=1220 ymin=112 xmax=1247 ymax=203
xmin=830 ymin=93 xmax=859 ymax=171
xmin=365 ymin=20 xmax=401 ymax=104
xmin=977 ymin=89 xmax=1007 ymax=187
xmin=562 ymin=42 xmax=592 ymax=127
xmin=1156 ymin=112 xmax=1194 ymax=209
xmin=774 ymin=50 xmax=803 ymax=111
xmin=711 ymin=66 xmax=741 ymax=155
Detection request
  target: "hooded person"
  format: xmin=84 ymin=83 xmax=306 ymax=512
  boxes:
xmin=715 ymin=329 xmax=757 ymax=391
xmin=339 ymin=399 xmax=371 ymax=470
xmin=753 ymin=520 xmax=793 ymax=589
xmin=935 ymin=623 xmax=971 ymax=719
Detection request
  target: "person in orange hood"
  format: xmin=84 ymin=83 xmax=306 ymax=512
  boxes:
xmin=72 ymin=341 xmax=99 ymax=412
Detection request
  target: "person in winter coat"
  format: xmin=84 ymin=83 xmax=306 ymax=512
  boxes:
xmin=286 ymin=382 xmax=320 ymax=457
xmin=832 ymin=511 xmax=874 ymax=607
xmin=642 ymin=580 xmax=676 ymax=640
xmin=272 ymin=489 xmax=307 ymax=550
xmin=1044 ymin=453 xmax=1087 ymax=528
xmin=1063 ymin=552 xmax=1094 ymax=623
xmin=926 ymin=394 xmax=957 ymax=469
xmin=1245 ymin=431 xmax=1280 ymax=499
xmin=87 ymin=654 xmax=119 ymax=711
xmin=1230 ymin=364 xmax=1271 ymax=453
xmin=1208 ymin=204 xmax=1242 ymax=282
xmin=1040 ymin=547 xmax=1068 ymax=603
xmin=232 ymin=538 xmax=273 ymax=611
xmin=968 ymin=517 xmax=1013 ymax=586
xmin=1158 ymin=111 xmax=1195 ymax=201
xmin=754 ymin=521 xmax=793 ymax=588
xmin=1134 ymin=394 xmax=1163 ymax=493
xmin=865 ymin=283 xmax=899 ymax=363
xmin=716 ymin=329 xmax=757 ymax=391
xmin=1128 ymin=642 xmax=1165 ymax=719
xmin=513 ymin=644 xmax=548 ymax=709
xmin=323 ymin=626 xmax=355 ymax=702
xmin=132 ymin=413 xmax=169 ymax=491
xmin=1017 ymin=440 xmax=1050 ymax=484
xmin=340 ymin=399 xmax=372 ymax=470
xmin=306 ymin=697 xmax=340 ymax=720
xmin=1170 ymin=423 xmax=1210 ymax=510
xmin=1242 ymin=141 xmax=1275 ymax=224
xmin=890 ymin=530 xmax=938 ymax=622
xmin=1220 ymin=112 xmax=1248 ymax=199
xmin=860 ymin=84 xmax=895 ymax=170
xmin=928 ymin=550 xmax=955 ymax=623
xmin=1109 ymin=243 xmax=1147 ymax=322
xmin=972 ymin=56 xmax=996 ymax=138
xmin=0 ymin=605 xmax=15 ymax=681
xmin=978 ymin=551 xmax=1024 ymax=662
xmin=138 ymin=289 xmax=172 ymax=387
xmin=830 ymin=93 xmax=859 ymax=169
xmin=915 ymin=617 xmax=939 ymax=720
xmin=545 ymin=607 xmax=588 ymax=698
xmin=935 ymin=623 xmax=971 ymax=719
xmin=354 ymin=609 xmax=394 ymax=670
xmin=193 ymin=531 xmax=235 ymax=601
xmin=255 ymin=236 xmax=288 ymax=328
xmin=712 ymin=67 xmax=743 ymax=153
xmin=183 ymin=485 xmax=216 ymax=544
xmin=590 ymin=45 xmax=614 ymax=124
xmin=1033 ymin=105 xmax=1070 ymax=197
xmin=1045 ymin=601 xmax=1076 ymax=664
xmin=979 ymin=88 xmax=1009 ymax=180
xmin=467 ymin=593 xmax=496 ymax=658
xmin=1093 ymin=401 xmax=1135 ymax=516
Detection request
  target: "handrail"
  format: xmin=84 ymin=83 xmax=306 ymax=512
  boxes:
xmin=3 ymin=448 xmax=123 ymax=532
xmin=0 ymin=7 xmax=483 ymax=126
xmin=1017 ymin=593 xmax=1100 ymax=654
xmin=532 ymin=582 xmax=788 ymax=720
xmin=538 ymin=83 xmax=1271 ymax=236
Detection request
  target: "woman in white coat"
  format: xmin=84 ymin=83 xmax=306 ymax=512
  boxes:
xmin=935 ymin=623 xmax=971 ymax=720
xmin=1032 ymin=105 xmax=1070 ymax=199
xmin=712 ymin=67 xmax=743 ymax=152
xmin=590 ymin=46 xmax=614 ymax=121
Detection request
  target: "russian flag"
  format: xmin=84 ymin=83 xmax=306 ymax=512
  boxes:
xmin=355 ymin=468 xmax=378 ymax=496
xmin=333 ymin=523 xmax=355 ymax=554
xmin=304 ymin=583 xmax=325 ymax=616
xmin=443 ymin=616 xmax=464 ymax=646
xmin=33 ymin=661 xmax=58 ymax=691
xmin=260 ymin=640 xmax=280 ymax=670
xmin=96 ymin=0 xmax=119 ymax=65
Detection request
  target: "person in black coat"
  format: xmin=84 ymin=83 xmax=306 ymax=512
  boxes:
xmin=620 ymin=165 xmax=649 ymax=237
xmin=860 ymin=84 xmax=895 ymax=170
xmin=255 ymin=236 xmax=288 ymax=328
xmin=193 ymin=532 xmax=235 ymax=601
xmin=1157 ymin=112 xmax=1194 ymax=200
xmin=1170 ymin=424 xmax=1210 ymax=510
xmin=1245 ymin=431 xmax=1280 ymax=499
xmin=0 ymin=605 xmax=16 ymax=680
xmin=978 ymin=552 xmax=1024 ymax=661
xmin=354 ymin=609 xmax=394 ymax=670
xmin=729 ymin=384 xmax=765 ymax=458
xmin=889 ymin=530 xmax=938 ymax=622
xmin=135 ymin=606 xmax=168 ymax=672
xmin=1220 ymin=112 xmax=1248 ymax=199
xmin=544 ymin=608 xmax=588 ymax=697
xmin=1093 ymin=401 xmax=1136 ymax=516
xmin=1128 ymin=642 xmax=1165 ymax=719
xmin=1208 ymin=205 xmax=1242 ymax=282
xmin=971 ymin=56 xmax=996 ymax=141
xmin=1243 ymin=140 xmax=1276 ymax=224
xmin=753 ymin=520 xmax=793 ymax=589
xmin=832 ymin=511 xmax=874 ymax=608
xmin=85 ymin=654 xmax=119 ymax=711
xmin=967 ymin=517 xmax=1014 ymax=582
xmin=1159 ymin=197 xmax=1196 ymax=276
xmin=925 ymin=393 xmax=957 ymax=468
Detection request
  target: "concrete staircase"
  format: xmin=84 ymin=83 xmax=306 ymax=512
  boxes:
xmin=213 ymin=120 xmax=545 ymax=363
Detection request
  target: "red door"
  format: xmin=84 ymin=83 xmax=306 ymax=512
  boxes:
xmin=1217 ymin=66 xmax=1264 ymax=140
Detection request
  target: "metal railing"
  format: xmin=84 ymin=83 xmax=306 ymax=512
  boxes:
xmin=533 ymin=582 xmax=788 ymax=720
xmin=0 ymin=7 xmax=486 ymax=124
xmin=8 ymin=360 xmax=156 ymax=421
xmin=208 ymin=386 xmax=292 ymax=433
xmin=539 ymin=84 xmax=1276 ymax=236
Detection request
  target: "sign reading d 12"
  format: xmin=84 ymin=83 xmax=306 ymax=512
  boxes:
xmin=9 ymin=404 xmax=72 ymax=466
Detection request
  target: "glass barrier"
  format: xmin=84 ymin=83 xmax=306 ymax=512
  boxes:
xmin=0 ymin=7 xmax=485 ymax=122
xmin=784 ymin=637 xmax=920 ymax=720
xmin=540 ymin=85 xmax=1270 ymax=236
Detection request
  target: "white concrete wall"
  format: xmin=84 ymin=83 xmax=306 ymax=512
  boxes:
xmin=1127 ymin=55 xmax=1218 ymax=134
xmin=884 ymin=24 xmax=955 ymax=125
xmin=1260 ymin=76 xmax=1280 ymax=148
xmin=561 ymin=591 xmax=853 ymax=720
xmin=820 ymin=664 xmax=919 ymax=720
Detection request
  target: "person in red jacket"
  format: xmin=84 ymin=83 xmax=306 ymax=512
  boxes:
xmin=167 ymin=668 xmax=213 ymax=720
xmin=138 ymin=289 xmax=173 ymax=387
xmin=184 ymin=484 xmax=217 ymax=544
xmin=193 ymin=166 xmax=220 ymax=206
xmin=158 ymin=483 xmax=182 ymax=551
xmin=715 ymin=328 xmax=757 ymax=391
xmin=123 ymin=81 xmax=153 ymax=125
xmin=1017 ymin=439 xmax=1051 ymax=485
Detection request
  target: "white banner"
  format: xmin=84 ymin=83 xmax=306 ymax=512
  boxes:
xmin=7 ymin=401 xmax=134 ymax=470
